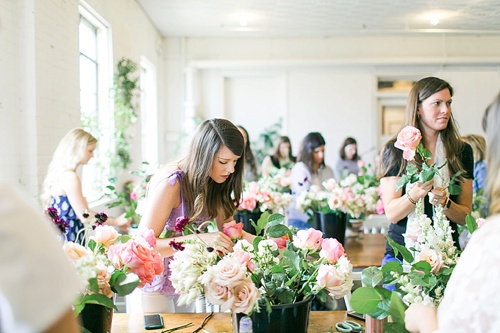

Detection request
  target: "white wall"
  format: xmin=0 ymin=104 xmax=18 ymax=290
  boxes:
xmin=162 ymin=35 xmax=500 ymax=167
xmin=0 ymin=0 xmax=164 ymax=204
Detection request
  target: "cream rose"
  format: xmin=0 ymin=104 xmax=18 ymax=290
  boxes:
xmin=417 ymin=249 xmax=444 ymax=274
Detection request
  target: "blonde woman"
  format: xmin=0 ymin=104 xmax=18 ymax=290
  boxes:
xmin=41 ymin=128 xmax=130 ymax=243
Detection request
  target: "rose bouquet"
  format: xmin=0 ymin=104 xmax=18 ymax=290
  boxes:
xmin=237 ymin=178 xmax=293 ymax=215
xmin=169 ymin=212 xmax=353 ymax=315
xmin=46 ymin=209 xmax=164 ymax=314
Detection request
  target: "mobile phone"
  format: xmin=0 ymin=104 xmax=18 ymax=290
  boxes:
xmin=144 ymin=314 xmax=164 ymax=330
xmin=347 ymin=310 xmax=365 ymax=321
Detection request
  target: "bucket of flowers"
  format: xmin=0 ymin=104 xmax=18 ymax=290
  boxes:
xmin=46 ymin=208 xmax=164 ymax=332
xmin=168 ymin=212 xmax=353 ymax=333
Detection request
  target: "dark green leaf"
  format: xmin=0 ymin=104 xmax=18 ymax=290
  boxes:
xmin=350 ymin=287 xmax=385 ymax=314
xmin=448 ymin=183 xmax=462 ymax=196
xmin=465 ymin=213 xmax=478 ymax=233
xmin=386 ymin=236 xmax=414 ymax=263
xmin=387 ymin=292 xmax=407 ymax=324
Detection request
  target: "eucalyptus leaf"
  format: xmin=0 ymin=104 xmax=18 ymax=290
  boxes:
xmin=350 ymin=287 xmax=384 ymax=314
xmin=361 ymin=266 xmax=383 ymax=287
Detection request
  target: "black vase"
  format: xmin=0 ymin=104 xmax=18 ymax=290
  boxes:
xmin=234 ymin=211 xmax=262 ymax=235
xmin=233 ymin=297 xmax=312 ymax=333
xmin=78 ymin=303 xmax=113 ymax=333
xmin=313 ymin=212 xmax=347 ymax=245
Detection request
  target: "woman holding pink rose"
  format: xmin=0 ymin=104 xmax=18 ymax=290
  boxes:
xmin=378 ymin=77 xmax=474 ymax=266
xmin=404 ymin=93 xmax=500 ymax=332
xmin=138 ymin=118 xmax=256 ymax=313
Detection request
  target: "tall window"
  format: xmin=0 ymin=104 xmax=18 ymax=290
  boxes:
xmin=140 ymin=56 xmax=158 ymax=168
xmin=78 ymin=3 xmax=112 ymax=201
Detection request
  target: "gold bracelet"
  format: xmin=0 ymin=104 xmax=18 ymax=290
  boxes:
xmin=406 ymin=193 xmax=416 ymax=205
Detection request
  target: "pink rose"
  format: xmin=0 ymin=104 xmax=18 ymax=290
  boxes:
xmin=238 ymin=195 xmax=258 ymax=211
xmin=233 ymin=248 xmax=255 ymax=271
xmin=91 ymin=225 xmax=119 ymax=247
xmin=223 ymin=220 xmax=244 ymax=240
xmin=212 ymin=256 xmax=247 ymax=286
xmin=316 ymin=264 xmax=347 ymax=298
xmin=293 ymin=228 xmax=323 ymax=253
xmin=230 ymin=277 xmax=260 ymax=314
xmin=394 ymin=126 xmax=422 ymax=161
xmin=270 ymin=234 xmax=289 ymax=249
xmin=416 ymin=249 xmax=444 ymax=274
xmin=476 ymin=218 xmax=486 ymax=229
xmin=130 ymin=191 xmax=138 ymax=201
xmin=63 ymin=242 xmax=88 ymax=260
xmin=320 ymin=238 xmax=345 ymax=264
xmin=376 ymin=199 xmax=385 ymax=215
xmin=136 ymin=227 xmax=157 ymax=248
xmin=204 ymin=281 xmax=232 ymax=310
xmin=107 ymin=240 xmax=164 ymax=287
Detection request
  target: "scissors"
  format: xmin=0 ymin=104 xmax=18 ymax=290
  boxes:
xmin=335 ymin=319 xmax=363 ymax=332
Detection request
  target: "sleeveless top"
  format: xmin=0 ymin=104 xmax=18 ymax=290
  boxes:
xmin=383 ymin=141 xmax=474 ymax=259
xmin=141 ymin=170 xmax=207 ymax=296
xmin=49 ymin=195 xmax=84 ymax=243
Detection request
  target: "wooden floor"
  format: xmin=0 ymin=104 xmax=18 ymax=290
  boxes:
xmin=344 ymin=233 xmax=386 ymax=268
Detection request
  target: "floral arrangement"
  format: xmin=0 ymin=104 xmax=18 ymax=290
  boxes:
xmin=169 ymin=212 xmax=353 ymax=315
xmin=296 ymin=168 xmax=380 ymax=221
xmin=394 ymin=126 xmax=463 ymax=195
xmin=237 ymin=175 xmax=293 ymax=214
xmin=105 ymin=161 xmax=155 ymax=225
xmin=46 ymin=209 xmax=164 ymax=314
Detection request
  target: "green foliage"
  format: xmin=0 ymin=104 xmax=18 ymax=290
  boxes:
xmin=252 ymin=118 xmax=283 ymax=166
xmin=110 ymin=58 xmax=139 ymax=176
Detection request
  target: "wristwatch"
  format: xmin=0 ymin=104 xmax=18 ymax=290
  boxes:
xmin=444 ymin=198 xmax=452 ymax=210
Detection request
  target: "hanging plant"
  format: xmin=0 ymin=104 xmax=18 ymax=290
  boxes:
xmin=110 ymin=58 xmax=139 ymax=175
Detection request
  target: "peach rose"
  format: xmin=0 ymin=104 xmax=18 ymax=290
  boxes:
xmin=320 ymin=238 xmax=345 ymax=264
xmin=212 ymin=256 xmax=247 ymax=286
xmin=231 ymin=277 xmax=260 ymax=314
xmin=416 ymin=249 xmax=444 ymax=274
xmin=293 ymin=228 xmax=323 ymax=253
xmin=63 ymin=242 xmax=88 ymax=260
xmin=91 ymin=225 xmax=119 ymax=247
xmin=223 ymin=220 xmax=244 ymax=240
xmin=233 ymin=248 xmax=255 ymax=271
xmin=316 ymin=264 xmax=347 ymax=298
xmin=394 ymin=126 xmax=422 ymax=161
xmin=204 ymin=281 xmax=232 ymax=310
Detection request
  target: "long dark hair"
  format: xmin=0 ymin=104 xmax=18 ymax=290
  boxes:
xmin=339 ymin=137 xmax=359 ymax=161
xmin=379 ymin=77 xmax=466 ymax=181
xmin=237 ymin=125 xmax=258 ymax=177
xmin=297 ymin=132 xmax=326 ymax=173
xmin=181 ymin=119 xmax=244 ymax=221
xmin=271 ymin=136 xmax=296 ymax=165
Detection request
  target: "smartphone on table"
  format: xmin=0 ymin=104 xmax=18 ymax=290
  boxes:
xmin=144 ymin=313 xmax=164 ymax=330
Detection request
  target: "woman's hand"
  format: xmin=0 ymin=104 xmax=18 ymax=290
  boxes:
xmin=200 ymin=231 xmax=234 ymax=254
xmin=429 ymin=186 xmax=448 ymax=207
xmin=411 ymin=179 xmax=434 ymax=201
xmin=405 ymin=303 xmax=438 ymax=333
xmin=111 ymin=212 xmax=132 ymax=231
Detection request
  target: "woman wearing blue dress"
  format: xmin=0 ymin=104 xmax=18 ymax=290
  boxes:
xmin=41 ymin=128 xmax=130 ymax=243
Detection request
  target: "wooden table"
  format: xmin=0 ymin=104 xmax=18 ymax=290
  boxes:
xmin=344 ymin=233 xmax=386 ymax=268
xmin=111 ymin=310 xmax=363 ymax=332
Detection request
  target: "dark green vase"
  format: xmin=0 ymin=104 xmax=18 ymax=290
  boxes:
xmin=78 ymin=303 xmax=113 ymax=333
xmin=233 ymin=297 xmax=312 ymax=333
xmin=234 ymin=211 xmax=262 ymax=235
xmin=313 ymin=212 xmax=347 ymax=245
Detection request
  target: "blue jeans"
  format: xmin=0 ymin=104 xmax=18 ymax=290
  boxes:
xmin=288 ymin=218 xmax=311 ymax=231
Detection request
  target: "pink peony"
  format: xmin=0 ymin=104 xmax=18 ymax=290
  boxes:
xmin=238 ymin=195 xmax=258 ymax=211
xmin=136 ymin=228 xmax=157 ymax=248
xmin=223 ymin=220 xmax=244 ymax=240
xmin=320 ymin=238 xmax=345 ymax=264
xmin=394 ymin=126 xmax=422 ymax=161
xmin=293 ymin=228 xmax=323 ymax=253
